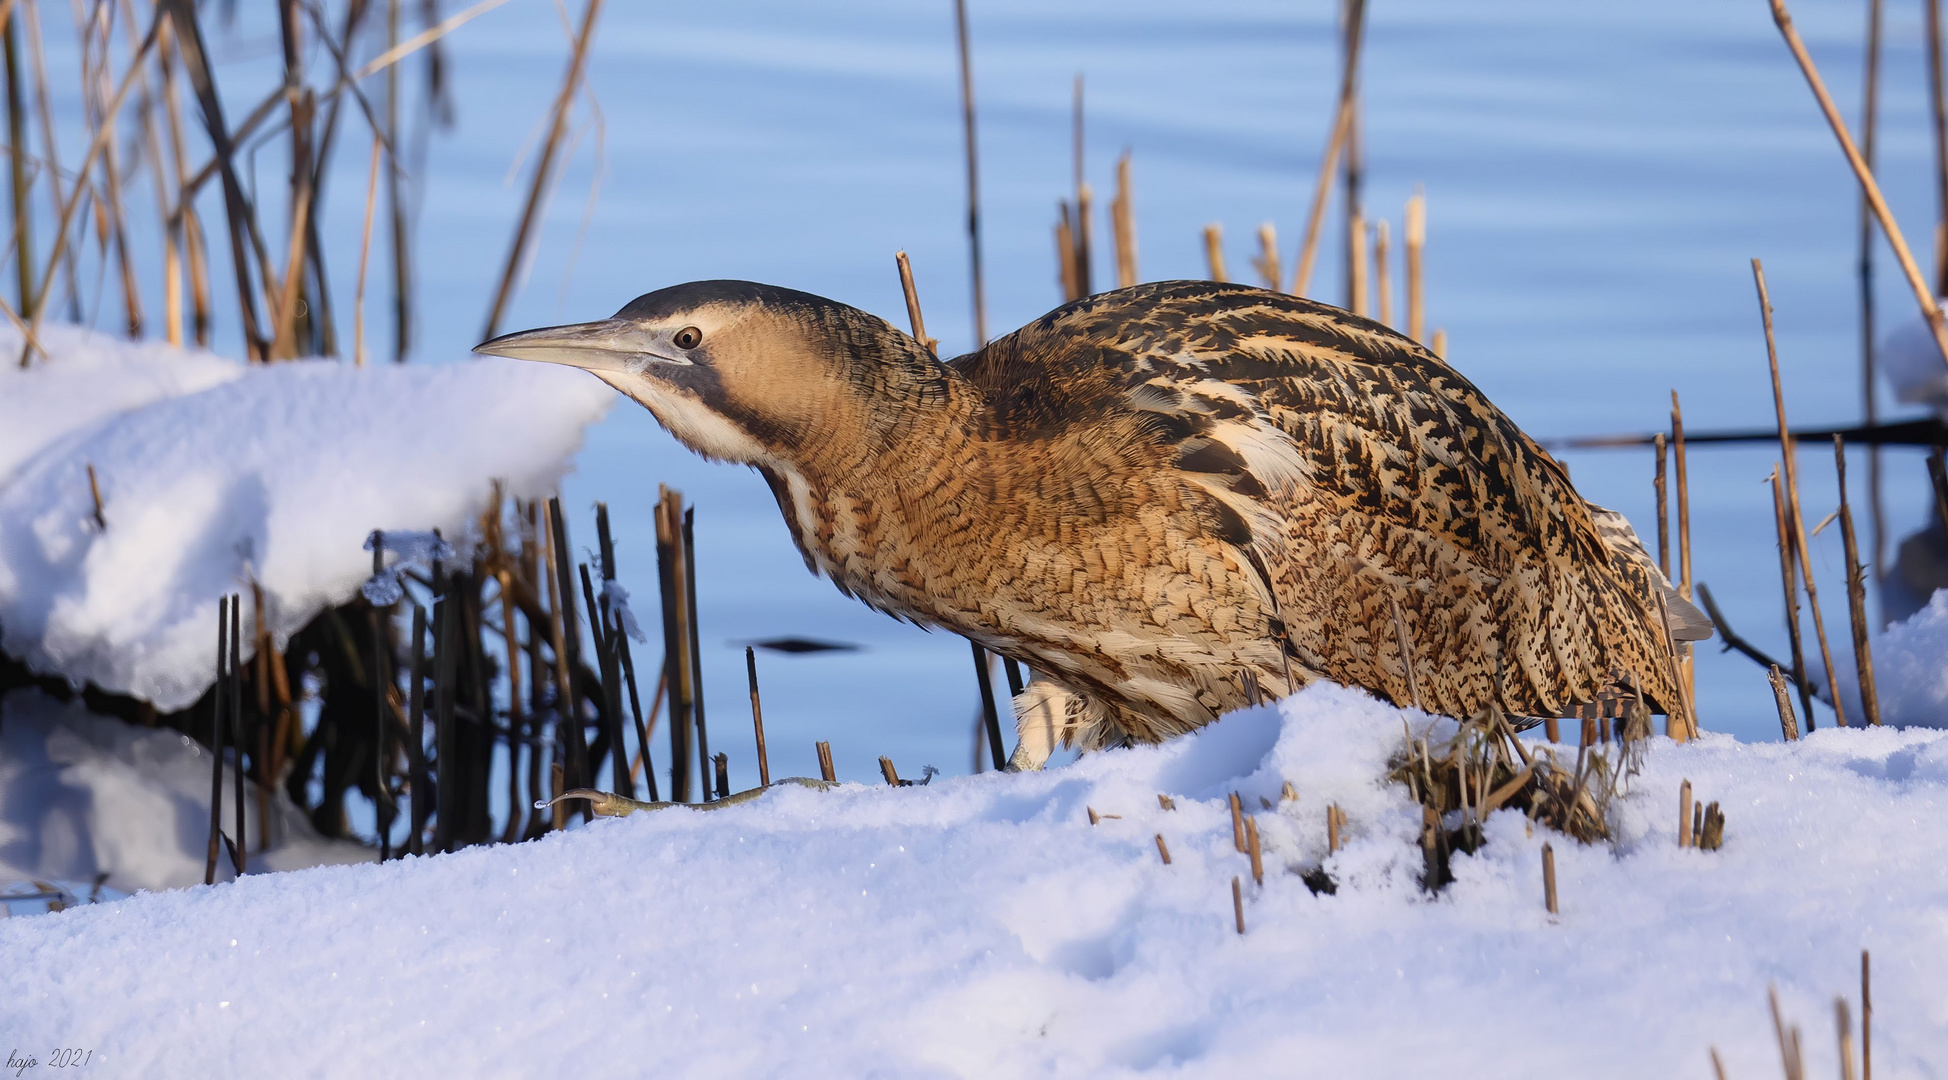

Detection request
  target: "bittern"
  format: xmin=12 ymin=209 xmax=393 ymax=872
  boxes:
xmin=478 ymin=280 xmax=1708 ymax=769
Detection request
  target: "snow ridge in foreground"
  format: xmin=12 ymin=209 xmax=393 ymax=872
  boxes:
xmin=4 ymin=684 xmax=1944 ymax=1078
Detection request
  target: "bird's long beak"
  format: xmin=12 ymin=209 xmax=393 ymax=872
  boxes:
xmin=472 ymin=318 xmax=687 ymax=373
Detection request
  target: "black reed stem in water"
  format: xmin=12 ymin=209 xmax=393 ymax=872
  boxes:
xmin=229 ymin=595 xmax=245 ymax=873
xmin=205 ymin=595 xmax=228 ymax=885
xmin=408 ymin=602 xmax=426 ymax=856
xmin=596 ymin=502 xmax=651 ymax=799
xmin=580 ymin=561 xmax=628 ymax=795
xmin=545 ymin=498 xmax=589 ymax=800
xmin=371 ymin=531 xmax=392 ymax=861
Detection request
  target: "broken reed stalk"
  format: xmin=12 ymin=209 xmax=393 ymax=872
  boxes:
xmin=205 ymin=595 xmax=229 ymax=885
xmin=1541 ymin=842 xmax=1558 ymax=915
xmin=1202 ymin=224 xmax=1227 ymax=282
xmin=1228 ymin=792 xmax=1246 ymax=852
xmin=1679 ymin=779 xmax=1693 ymax=847
xmin=595 ymin=502 xmax=651 ymax=798
xmin=1837 ymin=998 xmax=1858 ymax=1080
xmin=1245 ymin=816 xmax=1263 ymax=885
xmin=84 ymin=463 xmax=105 ymax=530
xmin=1928 ymin=448 xmax=1948 ymax=535
xmin=815 ymin=740 xmax=835 ymax=782
xmin=746 ymin=646 xmax=769 ymax=787
xmin=878 ymin=756 xmax=900 ymax=786
xmin=579 ymin=563 xmax=627 ymax=794
xmin=655 ymin=488 xmax=694 ymax=802
xmin=1430 ymin=328 xmax=1446 ymax=358
xmin=1055 ymin=208 xmax=1078 ymax=301
xmin=952 ymin=0 xmax=986 ymax=343
xmin=1154 ymin=834 xmax=1171 ymax=864
xmin=432 ymin=558 xmax=459 ymax=851
xmin=1373 ymin=219 xmax=1392 ymax=327
xmin=1404 ymin=190 xmax=1425 ymax=342
xmin=1768 ymin=664 xmax=1803 ymax=741
xmin=1834 ymin=437 xmax=1881 ymax=726
xmin=682 ymin=507 xmax=711 ymax=801
xmin=1860 ymin=0 xmax=1885 ymax=590
xmin=1754 ymin=260 xmax=1847 ymax=727
xmin=1231 ymin=875 xmax=1245 ymax=934
xmin=1771 ymin=0 xmax=1948 ymax=375
xmin=481 ymin=0 xmax=604 ymax=340
xmin=1770 ymin=468 xmax=1816 ymax=727
xmin=1252 ymin=222 xmax=1280 ymax=291
xmin=713 ymin=753 xmax=729 ymax=798
xmin=971 ymin=642 xmax=1006 ymax=772
xmin=1326 ymin=803 xmax=1343 ymax=855
xmin=1113 ymin=152 xmax=1136 ymax=288
xmin=1071 ymin=74 xmax=1090 ymax=298
xmin=894 ymin=250 xmax=935 ymax=355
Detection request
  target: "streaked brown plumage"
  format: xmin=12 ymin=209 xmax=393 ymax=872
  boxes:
xmin=477 ymin=279 xmax=1707 ymax=768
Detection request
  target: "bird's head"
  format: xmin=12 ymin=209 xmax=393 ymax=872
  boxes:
xmin=475 ymin=280 xmax=946 ymax=466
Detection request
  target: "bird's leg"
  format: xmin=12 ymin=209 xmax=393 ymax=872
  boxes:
xmin=1005 ymin=681 xmax=1065 ymax=772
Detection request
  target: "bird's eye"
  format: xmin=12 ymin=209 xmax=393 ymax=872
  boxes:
xmin=673 ymin=326 xmax=703 ymax=350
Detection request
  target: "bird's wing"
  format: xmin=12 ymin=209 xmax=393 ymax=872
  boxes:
xmin=954 ymin=280 xmax=1684 ymax=718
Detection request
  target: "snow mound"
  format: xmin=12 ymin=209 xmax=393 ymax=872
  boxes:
xmin=1878 ymin=307 xmax=1948 ymax=411
xmin=0 ymin=329 xmax=611 ymax=710
xmin=1869 ymin=588 xmax=1948 ymax=727
xmin=0 ymin=689 xmax=370 ymax=893
xmin=5 ymin=684 xmax=1945 ymax=1077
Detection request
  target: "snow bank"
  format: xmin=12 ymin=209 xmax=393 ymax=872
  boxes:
xmin=5 ymin=685 xmax=1944 ymax=1077
xmin=0 ymin=689 xmax=369 ymax=894
xmin=0 ymin=328 xmax=611 ymax=710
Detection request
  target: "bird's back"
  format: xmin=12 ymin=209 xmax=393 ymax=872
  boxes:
xmin=951 ymin=281 xmax=1692 ymax=724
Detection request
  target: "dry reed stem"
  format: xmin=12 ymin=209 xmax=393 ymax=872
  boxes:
xmin=1055 ymin=209 xmax=1078 ymax=301
xmin=353 ymin=132 xmax=381 ymax=365
xmin=1373 ymin=218 xmax=1393 ymax=326
xmin=3 ymin=4 xmax=31 ymax=315
xmin=17 ymin=4 xmax=161 ymax=365
xmin=1430 ymin=328 xmax=1446 ymax=357
xmin=1086 ymin=805 xmax=1098 ymax=825
xmin=1772 ymin=0 xmax=1948 ymax=375
xmin=1654 ymin=432 xmax=1670 ymax=577
xmin=1834 ymin=437 xmax=1881 ymax=725
xmin=1326 ymin=804 xmax=1342 ymax=854
xmin=815 ymin=740 xmax=835 ymax=782
xmin=1282 ymin=780 xmax=1297 ymax=802
xmin=1157 ymin=793 xmax=1175 ymax=810
xmin=1754 ymin=260 xmax=1847 ymax=727
xmin=1348 ymin=210 xmax=1368 ymax=317
xmin=1769 ymin=467 xmax=1816 ymax=726
xmin=482 ymin=0 xmax=603 ymax=341
xmin=1837 ymin=997 xmax=1858 ymax=1080
xmin=1245 ymin=815 xmax=1263 ymax=885
xmin=1404 ymin=189 xmax=1424 ymax=341
xmin=879 ymin=756 xmax=900 ymax=787
xmin=1292 ymin=95 xmax=1350 ymax=297
xmin=1113 ymin=152 xmax=1136 ymax=288
xmin=952 ymin=0 xmax=985 ymax=343
xmin=1541 ymin=842 xmax=1557 ymax=915
xmin=1231 ymin=876 xmax=1245 ymax=934
xmin=1770 ymin=985 xmax=1806 ymax=1080
xmin=1671 ymin=392 xmax=1692 ymax=601
xmin=1202 ymin=223 xmax=1226 ymax=282
xmin=1154 ymin=834 xmax=1171 ymax=864
xmin=1768 ymin=664 xmax=1802 ymax=741
xmin=1251 ymin=222 xmax=1279 ymax=291
xmin=746 ymin=646 xmax=769 ymax=787
xmin=1228 ymin=792 xmax=1246 ymax=853
xmin=894 ymin=250 xmax=936 ymax=355
xmin=355 ymin=0 xmax=512 ymax=82
xmin=1862 ymin=949 xmax=1873 ymax=1080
